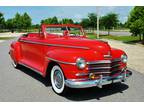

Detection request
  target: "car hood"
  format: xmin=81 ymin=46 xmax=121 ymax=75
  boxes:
xmin=47 ymin=37 xmax=112 ymax=56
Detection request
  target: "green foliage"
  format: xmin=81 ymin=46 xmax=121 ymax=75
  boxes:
xmin=127 ymin=6 xmax=144 ymax=36
xmin=80 ymin=18 xmax=90 ymax=28
xmin=88 ymin=13 xmax=97 ymax=28
xmin=80 ymin=12 xmax=119 ymax=35
xmin=4 ymin=12 xmax=32 ymax=31
xmin=60 ymin=18 xmax=74 ymax=24
xmin=127 ymin=6 xmax=144 ymax=43
xmin=21 ymin=12 xmax=32 ymax=29
xmin=5 ymin=19 xmax=15 ymax=30
xmin=0 ymin=12 xmax=5 ymax=29
xmin=80 ymin=13 xmax=97 ymax=29
xmin=31 ymin=24 xmax=40 ymax=29
xmin=100 ymin=13 xmax=119 ymax=35
xmin=41 ymin=16 xmax=59 ymax=24
xmin=13 ymin=13 xmax=22 ymax=29
xmin=41 ymin=16 xmax=74 ymax=24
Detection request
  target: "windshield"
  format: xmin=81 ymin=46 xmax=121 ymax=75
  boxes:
xmin=46 ymin=26 xmax=84 ymax=36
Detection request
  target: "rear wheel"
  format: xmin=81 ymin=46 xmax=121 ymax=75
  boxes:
xmin=50 ymin=65 xmax=68 ymax=95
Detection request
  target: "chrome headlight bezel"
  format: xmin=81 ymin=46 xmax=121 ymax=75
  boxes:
xmin=121 ymin=54 xmax=128 ymax=63
xmin=76 ymin=58 xmax=86 ymax=69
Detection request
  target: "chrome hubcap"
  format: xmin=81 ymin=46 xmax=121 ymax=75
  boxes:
xmin=53 ymin=70 xmax=63 ymax=89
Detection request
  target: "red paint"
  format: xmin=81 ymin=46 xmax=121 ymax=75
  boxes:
xmin=9 ymin=24 xmax=127 ymax=80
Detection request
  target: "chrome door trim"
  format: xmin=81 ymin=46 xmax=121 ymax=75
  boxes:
xmin=47 ymin=57 xmax=76 ymax=65
xmin=19 ymin=39 xmax=90 ymax=50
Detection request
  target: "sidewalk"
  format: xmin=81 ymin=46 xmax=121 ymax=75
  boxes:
xmin=102 ymin=39 xmax=144 ymax=74
xmin=0 ymin=40 xmax=4 ymax=43
xmin=0 ymin=32 xmax=24 ymax=37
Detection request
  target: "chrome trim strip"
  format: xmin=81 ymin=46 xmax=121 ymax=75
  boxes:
xmin=19 ymin=39 xmax=90 ymax=50
xmin=87 ymin=60 xmax=111 ymax=64
xmin=75 ymin=71 xmax=111 ymax=76
xmin=19 ymin=62 xmax=43 ymax=76
xmin=87 ymin=58 xmax=121 ymax=65
xmin=111 ymin=64 xmax=120 ymax=68
xmin=48 ymin=57 xmax=76 ymax=65
xmin=92 ymin=72 xmax=111 ymax=74
xmin=88 ymin=65 xmax=120 ymax=70
xmin=88 ymin=66 xmax=111 ymax=70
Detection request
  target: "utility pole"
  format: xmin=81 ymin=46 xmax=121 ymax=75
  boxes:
xmin=96 ymin=6 xmax=100 ymax=39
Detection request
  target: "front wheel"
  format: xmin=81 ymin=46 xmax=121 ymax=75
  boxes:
xmin=50 ymin=65 xmax=68 ymax=95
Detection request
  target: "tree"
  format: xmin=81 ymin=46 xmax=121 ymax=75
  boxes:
xmin=41 ymin=16 xmax=59 ymax=24
xmin=21 ymin=12 xmax=32 ymax=30
xmin=31 ymin=24 xmax=40 ymax=29
xmin=0 ymin=12 xmax=5 ymax=29
xmin=100 ymin=13 xmax=119 ymax=35
xmin=5 ymin=19 xmax=15 ymax=32
xmin=80 ymin=18 xmax=90 ymax=28
xmin=51 ymin=16 xmax=59 ymax=24
xmin=60 ymin=18 xmax=74 ymax=24
xmin=13 ymin=13 xmax=22 ymax=30
xmin=127 ymin=6 xmax=144 ymax=43
xmin=88 ymin=13 xmax=97 ymax=29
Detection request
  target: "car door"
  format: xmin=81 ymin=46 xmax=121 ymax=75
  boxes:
xmin=20 ymin=34 xmax=45 ymax=73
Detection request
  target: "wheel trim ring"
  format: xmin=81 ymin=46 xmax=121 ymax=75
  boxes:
xmin=53 ymin=70 xmax=63 ymax=89
xmin=51 ymin=65 xmax=65 ymax=94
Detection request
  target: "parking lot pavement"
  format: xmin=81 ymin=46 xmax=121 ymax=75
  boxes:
xmin=102 ymin=39 xmax=144 ymax=74
xmin=0 ymin=38 xmax=144 ymax=102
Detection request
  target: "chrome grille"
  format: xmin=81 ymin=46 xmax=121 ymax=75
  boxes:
xmin=88 ymin=59 xmax=121 ymax=76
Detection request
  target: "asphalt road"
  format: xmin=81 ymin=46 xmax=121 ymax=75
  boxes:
xmin=0 ymin=39 xmax=144 ymax=102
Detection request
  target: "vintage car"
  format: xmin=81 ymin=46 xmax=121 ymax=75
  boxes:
xmin=9 ymin=24 xmax=132 ymax=94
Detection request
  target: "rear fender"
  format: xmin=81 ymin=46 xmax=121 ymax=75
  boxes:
xmin=10 ymin=41 xmax=21 ymax=63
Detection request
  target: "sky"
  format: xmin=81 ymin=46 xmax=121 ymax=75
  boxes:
xmin=0 ymin=6 xmax=133 ymax=24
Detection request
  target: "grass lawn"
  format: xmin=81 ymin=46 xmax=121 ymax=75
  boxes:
xmin=0 ymin=37 xmax=16 ymax=40
xmin=87 ymin=33 xmax=140 ymax=44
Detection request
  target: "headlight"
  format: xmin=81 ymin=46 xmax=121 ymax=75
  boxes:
xmin=76 ymin=58 xmax=86 ymax=69
xmin=121 ymin=54 xmax=128 ymax=63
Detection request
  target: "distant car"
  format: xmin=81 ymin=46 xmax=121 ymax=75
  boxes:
xmin=9 ymin=24 xmax=132 ymax=95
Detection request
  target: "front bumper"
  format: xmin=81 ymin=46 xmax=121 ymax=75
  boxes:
xmin=65 ymin=70 xmax=132 ymax=88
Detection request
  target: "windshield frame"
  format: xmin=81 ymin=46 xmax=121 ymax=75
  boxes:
xmin=42 ymin=24 xmax=85 ymax=37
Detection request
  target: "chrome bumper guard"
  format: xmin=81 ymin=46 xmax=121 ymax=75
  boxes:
xmin=65 ymin=70 xmax=132 ymax=88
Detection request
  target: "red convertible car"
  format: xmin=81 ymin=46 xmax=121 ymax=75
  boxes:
xmin=9 ymin=24 xmax=132 ymax=94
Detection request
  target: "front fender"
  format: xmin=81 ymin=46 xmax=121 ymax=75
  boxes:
xmin=46 ymin=49 xmax=92 ymax=79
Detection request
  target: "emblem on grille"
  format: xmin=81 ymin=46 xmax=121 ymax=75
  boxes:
xmin=104 ymin=51 xmax=111 ymax=58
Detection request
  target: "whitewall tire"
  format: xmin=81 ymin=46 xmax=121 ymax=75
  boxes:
xmin=50 ymin=65 xmax=67 ymax=94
